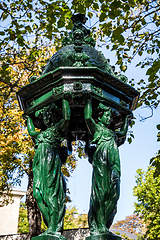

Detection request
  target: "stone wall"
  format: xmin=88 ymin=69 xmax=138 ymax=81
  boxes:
xmin=0 ymin=233 xmax=29 ymax=240
xmin=0 ymin=228 xmax=89 ymax=240
xmin=63 ymin=228 xmax=89 ymax=240
xmin=0 ymin=228 xmax=138 ymax=240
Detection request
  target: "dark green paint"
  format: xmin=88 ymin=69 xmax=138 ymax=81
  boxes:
xmin=86 ymin=232 xmax=121 ymax=240
xmin=84 ymin=100 xmax=129 ymax=236
xmin=32 ymin=235 xmax=67 ymax=240
xmin=25 ymin=100 xmax=70 ymax=238
xmin=16 ymin=14 xmax=140 ymax=240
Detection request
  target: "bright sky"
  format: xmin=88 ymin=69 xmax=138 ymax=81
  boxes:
xmin=18 ymin=29 xmax=159 ymax=224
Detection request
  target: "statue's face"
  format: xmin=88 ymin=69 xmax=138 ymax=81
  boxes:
xmin=100 ymin=110 xmax=111 ymax=126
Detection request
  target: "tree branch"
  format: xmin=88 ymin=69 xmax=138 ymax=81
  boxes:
xmin=138 ymin=106 xmax=154 ymax=122
xmin=127 ymin=6 xmax=160 ymax=30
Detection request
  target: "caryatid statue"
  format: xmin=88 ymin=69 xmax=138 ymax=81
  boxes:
xmin=84 ymin=100 xmax=130 ymax=238
xmin=24 ymin=99 xmax=70 ymax=239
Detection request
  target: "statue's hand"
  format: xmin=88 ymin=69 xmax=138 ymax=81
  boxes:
xmin=22 ymin=114 xmax=31 ymax=127
xmin=22 ymin=114 xmax=29 ymax=120
xmin=127 ymin=113 xmax=133 ymax=119
xmin=111 ymin=170 xmax=119 ymax=184
xmin=126 ymin=113 xmax=133 ymax=126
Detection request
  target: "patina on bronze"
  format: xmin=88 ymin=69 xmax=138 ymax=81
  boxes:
xmin=17 ymin=13 xmax=139 ymax=240
xmin=84 ymin=100 xmax=129 ymax=239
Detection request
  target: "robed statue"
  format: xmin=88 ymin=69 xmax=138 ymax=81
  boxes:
xmin=25 ymin=99 xmax=70 ymax=238
xmin=84 ymin=100 xmax=129 ymax=237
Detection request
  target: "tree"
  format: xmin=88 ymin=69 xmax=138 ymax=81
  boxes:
xmin=0 ymin=45 xmax=78 ymax=237
xmin=18 ymin=202 xmax=30 ymax=233
xmin=120 ymin=234 xmax=131 ymax=240
xmin=133 ymin=158 xmax=160 ymax=239
xmin=64 ymin=206 xmax=88 ymax=229
xmin=1 ymin=0 xmax=160 ymax=236
xmin=111 ymin=214 xmax=146 ymax=235
xmin=18 ymin=202 xmax=48 ymax=233
xmin=97 ymin=0 xmax=160 ymax=111
xmin=150 ymin=150 xmax=160 ymax=176
xmin=1 ymin=1 xmax=159 ymax=151
xmin=1 ymin=0 xmax=159 ymax=110
xmin=18 ymin=204 xmax=88 ymax=233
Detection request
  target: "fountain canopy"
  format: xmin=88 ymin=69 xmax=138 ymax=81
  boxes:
xmin=17 ymin=13 xmax=139 ymax=141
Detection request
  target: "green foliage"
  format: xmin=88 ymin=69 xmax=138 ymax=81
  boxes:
xmin=18 ymin=202 xmax=48 ymax=233
xmin=150 ymin=150 xmax=160 ymax=177
xmin=41 ymin=220 xmax=48 ymax=233
xmin=18 ymin=204 xmax=88 ymax=233
xmin=1 ymin=0 xmax=160 ymax=233
xmin=156 ymin=125 xmax=160 ymax=142
xmin=136 ymin=234 xmax=145 ymax=240
xmin=133 ymin=162 xmax=160 ymax=239
xmin=63 ymin=206 xmax=88 ymax=229
xmin=0 ymin=45 xmax=77 ymax=204
xmin=99 ymin=1 xmax=160 ymax=111
xmin=18 ymin=202 xmax=29 ymax=233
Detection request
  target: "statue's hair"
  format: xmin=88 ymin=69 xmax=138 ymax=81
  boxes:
xmin=98 ymin=103 xmax=111 ymax=112
xmin=35 ymin=108 xmax=46 ymax=118
xmin=35 ymin=102 xmax=57 ymax=118
xmin=98 ymin=103 xmax=112 ymax=122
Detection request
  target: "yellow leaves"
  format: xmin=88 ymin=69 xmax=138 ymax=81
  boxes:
xmin=0 ymin=45 xmax=57 ymax=198
xmin=63 ymin=206 xmax=88 ymax=230
xmin=112 ymin=214 xmax=146 ymax=235
xmin=0 ymin=91 xmax=34 ymax=181
xmin=61 ymin=152 xmax=77 ymax=178
xmin=0 ymin=44 xmax=56 ymax=93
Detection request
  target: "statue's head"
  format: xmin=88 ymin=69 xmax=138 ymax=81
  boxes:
xmin=35 ymin=103 xmax=58 ymax=127
xmin=98 ymin=103 xmax=112 ymax=126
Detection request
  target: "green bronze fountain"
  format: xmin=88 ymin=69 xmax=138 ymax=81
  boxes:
xmin=17 ymin=13 xmax=139 ymax=240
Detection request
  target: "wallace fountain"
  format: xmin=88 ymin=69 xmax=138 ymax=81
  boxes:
xmin=17 ymin=13 xmax=139 ymax=240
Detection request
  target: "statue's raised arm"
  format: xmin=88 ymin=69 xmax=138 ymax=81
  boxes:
xmin=115 ymin=115 xmax=130 ymax=147
xmin=56 ymin=99 xmax=71 ymax=132
xmin=24 ymin=115 xmax=40 ymax=138
xmin=116 ymin=115 xmax=129 ymax=138
xmin=24 ymin=100 xmax=71 ymax=238
xmin=84 ymin=99 xmax=98 ymax=134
